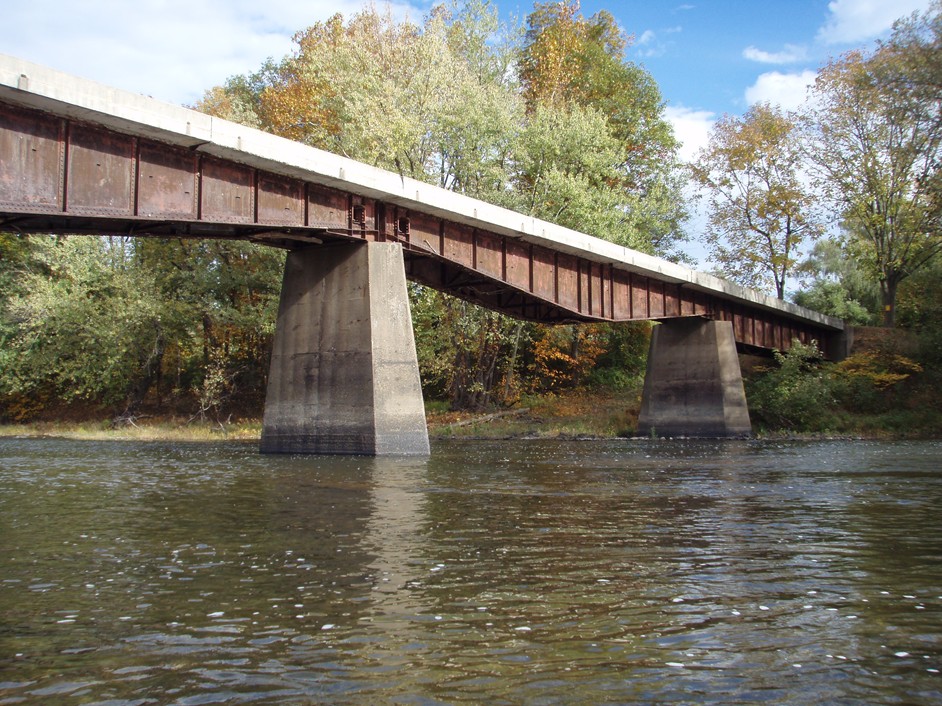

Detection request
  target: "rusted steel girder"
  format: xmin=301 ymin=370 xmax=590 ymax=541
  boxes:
xmin=0 ymin=100 xmax=840 ymax=357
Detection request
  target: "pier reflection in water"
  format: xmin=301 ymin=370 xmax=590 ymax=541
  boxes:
xmin=1 ymin=438 xmax=940 ymax=704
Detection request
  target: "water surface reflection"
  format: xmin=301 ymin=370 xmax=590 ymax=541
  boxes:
xmin=1 ymin=438 xmax=940 ymax=704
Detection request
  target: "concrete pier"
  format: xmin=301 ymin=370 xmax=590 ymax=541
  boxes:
xmin=260 ymin=242 xmax=430 ymax=455
xmin=637 ymin=319 xmax=752 ymax=438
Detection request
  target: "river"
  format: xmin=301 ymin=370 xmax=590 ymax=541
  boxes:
xmin=1 ymin=438 xmax=940 ymax=704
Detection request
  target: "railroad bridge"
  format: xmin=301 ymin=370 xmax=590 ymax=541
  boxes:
xmin=0 ymin=55 xmax=846 ymax=453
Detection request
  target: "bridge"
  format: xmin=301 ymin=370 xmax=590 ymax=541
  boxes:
xmin=0 ymin=54 xmax=846 ymax=453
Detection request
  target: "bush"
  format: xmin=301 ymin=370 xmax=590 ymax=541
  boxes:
xmin=830 ymin=350 xmax=922 ymax=414
xmin=746 ymin=340 xmax=835 ymax=431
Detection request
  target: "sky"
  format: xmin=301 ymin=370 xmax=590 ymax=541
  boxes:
xmin=0 ymin=0 xmax=935 ymax=259
xmin=1 ymin=0 xmax=933 ymax=159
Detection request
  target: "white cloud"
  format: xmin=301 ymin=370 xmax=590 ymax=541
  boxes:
xmin=817 ymin=0 xmax=933 ymax=44
xmin=744 ymin=70 xmax=818 ymax=110
xmin=664 ymin=105 xmax=715 ymax=263
xmin=634 ymin=27 xmax=680 ymax=58
xmin=665 ymin=105 xmax=715 ymax=163
xmin=0 ymin=0 xmax=428 ymax=106
xmin=742 ymin=44 xmax=808 ymax=64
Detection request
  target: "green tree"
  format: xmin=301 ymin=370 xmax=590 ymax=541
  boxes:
xmin=0 ymin=237 xmax=165 ymax=415
xmin=512 ymin=102 xmax=631 ymax=240
xmin=411 ymin=285 xmax=526 ymax=409
xmin=804 ymin=5 xmax=942 ymax=326
xmin=520 ymin=1 xmax=687 ymax=257
xmin=746 ymin=340 xmax=835 ymax=431
xmin=896 ymin=253 xmax=942 ymax=368
xmin=189 ymin=2 xmax=689 ymax=409
xmin=131 ymin=238 xmax=284 ymax=414
xmin=793 ymin=237 xmax=881 ymax=325
xmin=692 ymin=103 xmax=823 ymax=298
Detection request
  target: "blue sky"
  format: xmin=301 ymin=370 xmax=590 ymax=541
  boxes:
xmin=588 ymin=0 xmax=935 ymax=159
xmin=1 ymin=0 xmax=932 ymax=160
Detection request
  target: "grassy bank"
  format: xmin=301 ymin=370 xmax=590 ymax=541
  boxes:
xmin=0 ymin=418 xmax=262 ymax=442
xmin=427 ymin=388 xmax=643 ymax=440
xmin=1 ymin=380 xmax=938 ymax=443
xmin=0 ymin=389 xmax=643 ymax=443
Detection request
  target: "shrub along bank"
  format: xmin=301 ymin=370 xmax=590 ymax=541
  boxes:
xmin=745 ymin=328 xmax=942 ymax=438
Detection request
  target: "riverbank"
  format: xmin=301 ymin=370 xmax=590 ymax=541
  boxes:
xmin=0 ymin=390 xmax=639 ymax=442
xmin=1 ymin=388 xmax=937 ymax=442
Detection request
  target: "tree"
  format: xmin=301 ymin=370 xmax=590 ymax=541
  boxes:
xmin=411 ymin=285 xmax=526 ymax=409
xmin=212 ymin=3 xmax=523 ymax=199
xmin=188 ymin=2 xmax=688 ymax=410
xmin=0 ymin=237 xmax=166 ymax=416
xmin=793 ymin=237 xmax=880 ymax=325
xmin=519 ymin=1 xmax=687 ymax=258
xmin=0 ymin=234 xmax=285 ymax=422
xmin=804 ymin=4 xmax=942 ymax=326
xmin=883 ymin=1 xmax=942 ymax=223
xmin=131 ymin=238 xmax=285 ymax=414
xmin=512 ymin=102 xmax=631 ymax=241
xmin=692 ymin=103 xmax=823 ymax=298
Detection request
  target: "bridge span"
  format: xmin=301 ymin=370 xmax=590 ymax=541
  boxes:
xmin=1 ymin=55 xmax=845 ymax=452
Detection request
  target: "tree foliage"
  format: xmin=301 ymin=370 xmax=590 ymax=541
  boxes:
xmin=519 ymin=1 xmax=687 ymax=256
xmin=0 ymin=237 xmax=165 ymax=413
xmin=746 ymin=341 xmax=834 ymax=431
xmin=193 ymin=0 xmax=684 ymax=411
xmin=692 ymin=103 xmax=822 ymax=298
xmin=803 ymin=5 xmax=942 ymax=326
xmin=0 ymin=234 xmax=283 ymax=422
xmin=793 ymin=237 xmax=881 ymax=325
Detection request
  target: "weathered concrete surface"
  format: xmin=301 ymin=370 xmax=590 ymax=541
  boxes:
xmin=260 ymin=242 xmax=429 ymax=455
xmin=637 ymin=319 xmax=752 ymax=438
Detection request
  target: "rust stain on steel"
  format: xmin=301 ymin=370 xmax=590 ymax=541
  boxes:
xmin=443 ymin=222 xmax=473 ymax=268
xmin=307 ymin=184 xmax=348 ymax=229
xmin=137 ymin=142 xmax=198 ymax=219
xmin=0 ymin=100 xmax=842 ymax=355
xmin=0 ymin=105 xmax=64 ymax=211
xmin=200 ymin=157 xmax=254 ymax=223
xmin=529 ymin=247 xmax=552 ymax=302
xmin=257 ymin=173 xmax=305 ymax=226
xmin=407 ymin=212 xmax=442 ymax=256
xmin=66 ymin=124 xmax=136 ymax=216
xmin=505 ymin=240 xmax=530 ymax=292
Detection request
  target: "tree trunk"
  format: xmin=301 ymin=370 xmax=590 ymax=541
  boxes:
xmin=881 ymin=278 xmax=899 ymax=327
xmin=502 ymin=321 xmax=525 ymax=401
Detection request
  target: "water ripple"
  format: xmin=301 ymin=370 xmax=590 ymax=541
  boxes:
xmin=1 ymin=438 xmax=940 ymax=703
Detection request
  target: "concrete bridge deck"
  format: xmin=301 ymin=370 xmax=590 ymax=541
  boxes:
xmin=0 ymin=54 xmax=846 ymax=450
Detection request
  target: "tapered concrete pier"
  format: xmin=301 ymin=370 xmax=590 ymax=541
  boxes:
xmin=637 ymin=319 xmax=752 ymax=438
xmin=260 ymin=242 xmax=430 ymax=455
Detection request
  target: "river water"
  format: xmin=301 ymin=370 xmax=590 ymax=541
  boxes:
xmin=1 ymin=438 xmax=940 ymax=705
